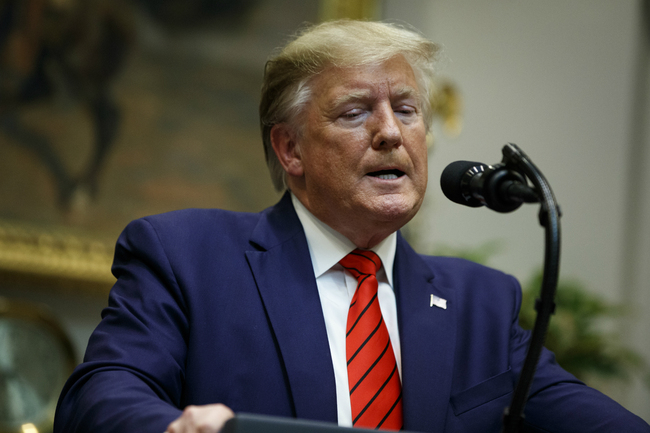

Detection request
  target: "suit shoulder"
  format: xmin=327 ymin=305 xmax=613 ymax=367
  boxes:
xmin=419 ymin=254 xmax=520 ymax=293
xmin=121 ymin=208 xmax=261 ymax=247
xmin=420 ymin=254 xmax=506 ymax=274
xmin=141 ymin=208 xmax=258 ymax=229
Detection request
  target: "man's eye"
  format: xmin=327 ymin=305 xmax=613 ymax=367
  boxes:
xmin=395 ymin=106 xmax=416 ymax=115
xmin=342 ymin=110 xmax=362 ymax=119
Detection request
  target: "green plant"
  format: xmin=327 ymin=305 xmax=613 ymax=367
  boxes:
xmin=519 ymin=271 xmax=647 ymax=385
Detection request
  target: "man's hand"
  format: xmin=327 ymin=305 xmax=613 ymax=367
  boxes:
xmin=165 ymin=403 xmax=235 ymax=433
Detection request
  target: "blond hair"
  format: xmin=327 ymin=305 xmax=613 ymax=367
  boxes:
xmin=260 ymin=20 xmax=440 ymax=191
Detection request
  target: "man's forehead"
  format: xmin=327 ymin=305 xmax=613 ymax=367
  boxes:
xmin=313 ymin=58 xmax=420 ymax=103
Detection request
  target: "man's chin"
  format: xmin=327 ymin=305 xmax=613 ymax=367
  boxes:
xmin=366 ymin=196 xmax=423 ymax=226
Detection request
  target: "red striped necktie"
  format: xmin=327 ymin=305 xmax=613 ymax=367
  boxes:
xmin=340 ymin=249 xmax=403 ymax=430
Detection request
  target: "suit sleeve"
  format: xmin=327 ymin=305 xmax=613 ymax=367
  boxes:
xmin=53 ymin=218 xmax=187 ymax=433
xmin=505 ymin=275 xmax=650 ymax=432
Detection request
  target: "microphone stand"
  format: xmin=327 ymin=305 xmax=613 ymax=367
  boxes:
xmin=499 ymin=143 xmax=561 ymax=433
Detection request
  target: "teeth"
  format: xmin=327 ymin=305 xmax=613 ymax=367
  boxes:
xmin=378 ymin=174 xmax=399 ymax=180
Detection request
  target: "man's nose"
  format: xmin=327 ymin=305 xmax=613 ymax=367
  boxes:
xmin=371 ymin=105 xmax=403 ymax=150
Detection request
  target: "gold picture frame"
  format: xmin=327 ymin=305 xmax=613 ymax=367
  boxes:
xmin=0 ymin=219 xmax=115 ymax=295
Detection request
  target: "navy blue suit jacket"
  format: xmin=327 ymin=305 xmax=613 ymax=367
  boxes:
xmin=54 ymin=193 xmax=649 ymax=432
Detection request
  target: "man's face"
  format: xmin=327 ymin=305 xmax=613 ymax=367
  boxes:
xmin=287 ymin=55 xmax=429 ymax=246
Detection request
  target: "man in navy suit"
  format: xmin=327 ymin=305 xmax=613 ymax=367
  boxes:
xmin=54 ymin=20 xmax=650 ymax=433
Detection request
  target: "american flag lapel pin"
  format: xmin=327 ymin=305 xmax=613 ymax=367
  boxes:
xmin=430 ymin=294 xmax=447 ymax=310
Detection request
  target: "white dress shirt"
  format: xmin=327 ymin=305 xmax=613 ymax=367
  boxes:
xmin=291 ymin=194 xmax=402 ymax=427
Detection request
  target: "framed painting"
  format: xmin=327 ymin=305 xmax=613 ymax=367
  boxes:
xmin=0 ymin=0 xmax=341 ymax=294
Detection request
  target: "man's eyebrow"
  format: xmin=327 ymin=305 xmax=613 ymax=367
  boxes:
xmin=329 ymin=86 xmax=421 ymax=109
xmin=390 ymin=85 xmax=420 ymax=102
xmin=330 ymin=90 xmax=374 ymax=108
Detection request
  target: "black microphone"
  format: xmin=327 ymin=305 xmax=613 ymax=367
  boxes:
xmin=440 ymin=160 xmax=538 ymax=213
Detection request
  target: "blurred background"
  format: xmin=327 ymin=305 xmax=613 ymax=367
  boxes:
xmin=0 ymin=0 xmax=648 ymax=430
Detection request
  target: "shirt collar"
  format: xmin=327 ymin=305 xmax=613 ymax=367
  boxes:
xmin=291 ymin=193 xmax=397 ymax=286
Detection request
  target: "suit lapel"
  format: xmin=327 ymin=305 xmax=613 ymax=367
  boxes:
xmin=245 ymin=194 xmax=338 ymax=423
xmin=394 ymin=235 xmax=457 ymax=433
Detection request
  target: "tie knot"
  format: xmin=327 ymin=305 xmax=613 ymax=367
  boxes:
xmin=339 ymin=249 xmax=382 ymax=279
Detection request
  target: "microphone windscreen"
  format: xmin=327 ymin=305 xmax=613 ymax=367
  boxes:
xmin=440 ymin=160 xmax=484 ymax=207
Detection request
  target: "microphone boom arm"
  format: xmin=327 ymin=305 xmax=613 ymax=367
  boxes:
xmin=499 ymin=143 xmax=561 ymax=433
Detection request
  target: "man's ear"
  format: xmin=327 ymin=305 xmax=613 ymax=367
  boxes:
xmin=270 ymin=124 xmax=304 ymax=177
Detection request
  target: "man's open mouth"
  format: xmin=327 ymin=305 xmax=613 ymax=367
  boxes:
xmin=368 ymin=169 xmax=405 ymax=180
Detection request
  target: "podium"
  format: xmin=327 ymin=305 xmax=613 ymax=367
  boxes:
xmin=222 ymin=413 xmax=420 ymax=433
